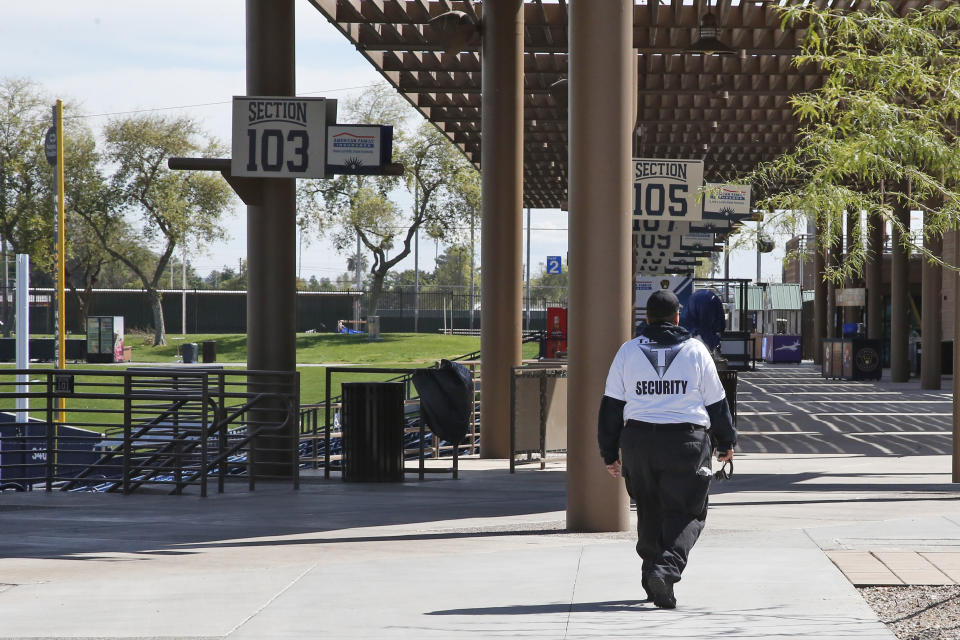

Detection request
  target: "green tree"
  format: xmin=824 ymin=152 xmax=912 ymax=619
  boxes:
xmin=298 ymin=275 xmax=336 ymax=292
xmin=204 ymin=266 xmax=236 ymax=290
xmin=384 ymin=268 xmax=421 ymax=289
xmin=334 ymin=272 xmax=359 ymax=290
xmin=344 ymin=251 xmax=370 ymax=289
xmin=299 ymin=85 xmax=479 ymax=314
xmin=75 ymin=114 xmax=233 ymax=345
xmin=0 ymin=78 xmax=58 ymax=334
xmin=60 ymin=122 xmax=140 ymax=332
xmin=204 ymin=262 xmax=247 ymax=290
xmin=749 ymin=3 xmax=960 ymax=280
xmin=433 ymin=243 xmax=472 ymax=290
xmin=530 ymin=263 xmax=568 ymax=302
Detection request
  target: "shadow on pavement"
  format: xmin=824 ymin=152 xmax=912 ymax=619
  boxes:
xmin=426 ymin=600 xmax=648 ymax=615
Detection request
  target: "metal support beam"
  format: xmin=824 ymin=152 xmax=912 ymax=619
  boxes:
xmin=866 ymin=213 xmax=883 ymax=340
xmin=246 ymin=0 xmax=297 ymax=476
xmin=953 ymin=228 xmax=960 ymax=482
xmin=566 ymin=0 xmax=631 ymax=532
xmin=813 ymin=218 xmax=827 ymax=364
xmin=826 ymin=219 xmax=841 ymax=339
xmin=920 ymin=213 xmax=942 ymax=389
xmin=844 ymin=209 xmax=861 ymax=325
xmin=890 ymin=200 xmax=910 ymax=382
xmin=479 ymin=0 xmax=524 ymax=458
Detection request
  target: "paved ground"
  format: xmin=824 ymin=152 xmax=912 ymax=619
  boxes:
xmin=0 ymin=363 xmax=957 ymax=639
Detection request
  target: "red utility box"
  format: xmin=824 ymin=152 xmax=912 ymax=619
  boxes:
xmin=545 ymin=307 xmax=567 ymax=358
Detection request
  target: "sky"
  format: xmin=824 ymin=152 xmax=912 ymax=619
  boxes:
xmin=3 ymin=1 xmax=796 ymax=285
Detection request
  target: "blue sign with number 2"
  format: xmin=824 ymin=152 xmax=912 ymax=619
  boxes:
xmin=546 ymin=256 xmax=562 ymax=274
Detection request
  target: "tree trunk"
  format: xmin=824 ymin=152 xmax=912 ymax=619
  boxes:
xmin=77 ymin=298 xmax=88 ymax=335
xmin=149 ymin=289 xmax=166 ymax=346
xmin=81 ymin=281 xmax=96 ymax=335
xmin=69 ymin=288 xmax=87 ymax=334
xmin=368 ymin=270 xmax=386 ymax=316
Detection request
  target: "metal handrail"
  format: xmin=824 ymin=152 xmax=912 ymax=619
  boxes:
xmin=174 ymin=392 xmax=299 ymax=494
xmin=60 ymin=398 xmax=191 ymax=490
xmin=0 ymin=368 xmax=299 ymax=496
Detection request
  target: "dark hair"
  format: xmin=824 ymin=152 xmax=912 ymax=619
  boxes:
xmin=647 ymin=289 xmax=680 ymax=323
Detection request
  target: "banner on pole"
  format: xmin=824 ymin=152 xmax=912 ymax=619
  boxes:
xmin=703 ymin=183 xmax=752 ymax=218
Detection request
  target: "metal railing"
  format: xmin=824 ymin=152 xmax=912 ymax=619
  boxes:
xmin=298 ymin=353 xmax=482 ymax=476
xmin=0 ymin=368 xmax=299 ymax=496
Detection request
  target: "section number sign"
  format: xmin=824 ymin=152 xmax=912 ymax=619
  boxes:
xmin=546 ymin=256 xmax=562 ymax=275
xmin=232 ymin=96 xmax=328 ymax=179
xmin=633 ymin=158 xmax=704 ymax=221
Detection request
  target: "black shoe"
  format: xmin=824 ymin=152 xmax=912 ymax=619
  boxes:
xmin=641 ymin=575 xmax=652 ymax=602
xmin=647 ymin=575 xmax=676 ymax=609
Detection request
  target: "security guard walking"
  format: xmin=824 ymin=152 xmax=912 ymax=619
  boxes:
xmin=598 ymin=289 xmax=736 ymax=609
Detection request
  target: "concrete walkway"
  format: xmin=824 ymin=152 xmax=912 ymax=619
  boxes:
xmin=0 ymin=363 xmax=957 ymax=639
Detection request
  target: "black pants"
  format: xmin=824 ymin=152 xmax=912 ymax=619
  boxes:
xmin=620 ymin=423 xmax=712 ymax=585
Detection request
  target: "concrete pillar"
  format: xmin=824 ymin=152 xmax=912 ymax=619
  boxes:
xmin=479 ymin=0 xmax=523 ymax=458
xmin=246 ymin=0 xmax=297 ymax=474
xmin=813 ymin=218 xmax=827 ymax=364
xmin=920 ymin=212 xmax=942 ymax=389
xmin=566 ymin=0 xmax=632 ymax=532
xmin=890 ymin=200 xmax=910 ymax=382
xmin=866 ymin=213 xmax=884 ymax=340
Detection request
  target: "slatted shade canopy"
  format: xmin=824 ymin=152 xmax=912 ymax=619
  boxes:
xmin=307 ymin=0 xmax=951 ymax=268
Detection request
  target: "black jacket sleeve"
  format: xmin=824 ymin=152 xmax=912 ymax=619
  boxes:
xmin=706 ymin=397 xmax=737 ymax=451
xmin=597 ymin=395 xmax=626 ymax=464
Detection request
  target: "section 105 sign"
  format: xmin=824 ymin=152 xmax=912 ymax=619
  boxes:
xmin=632 ymin=158 xmax=704 ymax=221
xmin=232 ymin=96 xmax=330 ymax=179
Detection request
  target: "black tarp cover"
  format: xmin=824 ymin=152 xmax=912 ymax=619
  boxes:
xmin=412 ymin=359 xmax=473 ymax=444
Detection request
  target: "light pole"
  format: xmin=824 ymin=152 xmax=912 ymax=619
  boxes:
xmin=469 ymin=206 xmax=476 ymax=331
xmin=414 ymin=182 xmax=420 ymax=333
xmin=525 ymin=207 xmax=531 ymax=331
xmin=756 ymin=221 xmax=762 ymax=284
xmin=181 ymin=246 xmax=187 ymax=335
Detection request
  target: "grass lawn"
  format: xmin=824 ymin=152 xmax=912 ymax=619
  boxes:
xmin=3 ymin=333 xmax=542 ymax=427
xmin=124 ymin=332 xmax=489 ymax=365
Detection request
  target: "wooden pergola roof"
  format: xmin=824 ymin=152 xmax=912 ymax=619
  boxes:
xmin=307 ymin=0 xmax=948 ymax=210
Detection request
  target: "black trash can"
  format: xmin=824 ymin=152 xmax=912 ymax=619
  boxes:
xmin=341 ymin=382 xmax=405 ymax=482
xmin=717 ymin=370 xmax=738 ymax=427
xmin=182 ymin=342 xmax=198 ymax=364
xmin=202 ymin=340 xmax=217 ymax=363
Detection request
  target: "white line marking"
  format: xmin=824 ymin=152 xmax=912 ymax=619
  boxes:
xmin=754 ymin=392 xmax=899 ymax=395
xmin=738 ymin=431 xmax=820 ymax=435
xmin=799 ymin=400 xmax=953 ymax=404
xmin=813 ymin=413 xmax=953 ymax=417
xmin=737 ymin=411 xmax=792 ymax=416
xmin=845 ymin=431 xmax=951 ymax=436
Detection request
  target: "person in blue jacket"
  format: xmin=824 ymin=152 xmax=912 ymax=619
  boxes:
xmin=598 ymin=289 xmax=736 ymax=609
xmin=681 ymin=287 xmax=726 ymax=353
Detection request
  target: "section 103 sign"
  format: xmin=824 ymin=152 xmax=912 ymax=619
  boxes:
xmin=232 ymin=96 xmax=331 ymax=179
xmin=633 ymin=158 xmax=704 ymax=221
